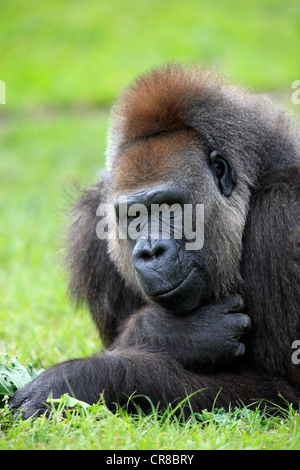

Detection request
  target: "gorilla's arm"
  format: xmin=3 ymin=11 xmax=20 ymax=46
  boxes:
xmin=10 ymin=347 xmax=299 ymax=419
xmin=112 ymin=296 xmax=251 ymax=371
xmin=9 ymin=295 xmax=252 ymax=419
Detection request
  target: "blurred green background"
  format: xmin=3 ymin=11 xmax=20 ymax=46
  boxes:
xmin=2 ymin=0 xmax=300 ymax=108
xmin=1 ymin=0 xmax=300 ymax=367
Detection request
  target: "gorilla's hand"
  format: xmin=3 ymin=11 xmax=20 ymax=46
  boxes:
xmin=9 ymin=357 xmax=102 ymax=419
xmin=113 ymin=295 xmax=251 ymax=371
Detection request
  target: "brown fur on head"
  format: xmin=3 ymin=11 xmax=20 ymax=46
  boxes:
xmin=107 ymin=64 xmax=298 ymax=189
xmin=106 ymin=65 xmax=213 ymax=174
xmin=111 ymin=65 xmax=210 ymax=140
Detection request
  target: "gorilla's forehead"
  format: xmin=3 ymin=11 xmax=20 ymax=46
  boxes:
xmin=112 ymin=129 xmax=203 ymax=192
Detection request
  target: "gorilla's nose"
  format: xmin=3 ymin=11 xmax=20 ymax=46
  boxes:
xmin=132 ymin=238 xmax=179 ymax=295
xmin=133 ymin=238 xmax=170 ymax=262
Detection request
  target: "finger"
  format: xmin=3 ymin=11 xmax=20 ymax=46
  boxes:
xmin=224 ymin=313 xmax=251 ymax=336
xmin=227 ymin=294 xmax=245 ymax=312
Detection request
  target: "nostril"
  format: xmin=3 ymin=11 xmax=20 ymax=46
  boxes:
xmin=140 ymin=252 xmax=152 ymax=262
xmin=140 ymin=246 xmax=165 ymax=262
xmin=154 ymin=247 xmax=165 ymax=258
xmin=133 ymin=239 xmax=175 ymax=267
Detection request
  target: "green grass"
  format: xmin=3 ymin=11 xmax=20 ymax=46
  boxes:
xmin=1 ymin=399 xmax=300 ymax=450
xmin=1 ymin=0 xmax=300 ymax=109
xmin=1 ymin=0 xmax=300 ymax=451
xmin=0 ymin=113 xmax=108 ymax=367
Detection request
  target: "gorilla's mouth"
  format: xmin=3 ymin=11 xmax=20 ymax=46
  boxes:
xmin=147 ymin=267 xmax=204 ymax=314
xmin=151 ymin=267 xmax=198 ymax=298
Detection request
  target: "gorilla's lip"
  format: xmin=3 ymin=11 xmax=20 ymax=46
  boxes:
xmin=149 ymin=267 xmax=198 ymax=300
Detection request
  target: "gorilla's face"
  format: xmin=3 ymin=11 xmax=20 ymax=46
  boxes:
xmin=111 ymin=135 xmax=240 ymax=315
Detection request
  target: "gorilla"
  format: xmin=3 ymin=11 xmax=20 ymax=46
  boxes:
xmin=10 ymin=64 xmax=300 ymax=418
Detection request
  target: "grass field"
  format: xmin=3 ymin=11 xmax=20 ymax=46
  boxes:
xmin=1 ymin=0 xmax=300 ymax=451
xmin=1 ymin=401 xmax=300 ymax=450
xmin=2 ymin=0 xmax=300 ymax=109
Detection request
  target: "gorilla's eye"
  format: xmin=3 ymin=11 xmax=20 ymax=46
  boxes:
xmin=209 ymin=150 xmax=236 ymax=197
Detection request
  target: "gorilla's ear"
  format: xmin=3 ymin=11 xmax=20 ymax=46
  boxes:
xmin=209 ymin=150 xmax=236 ymax=197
